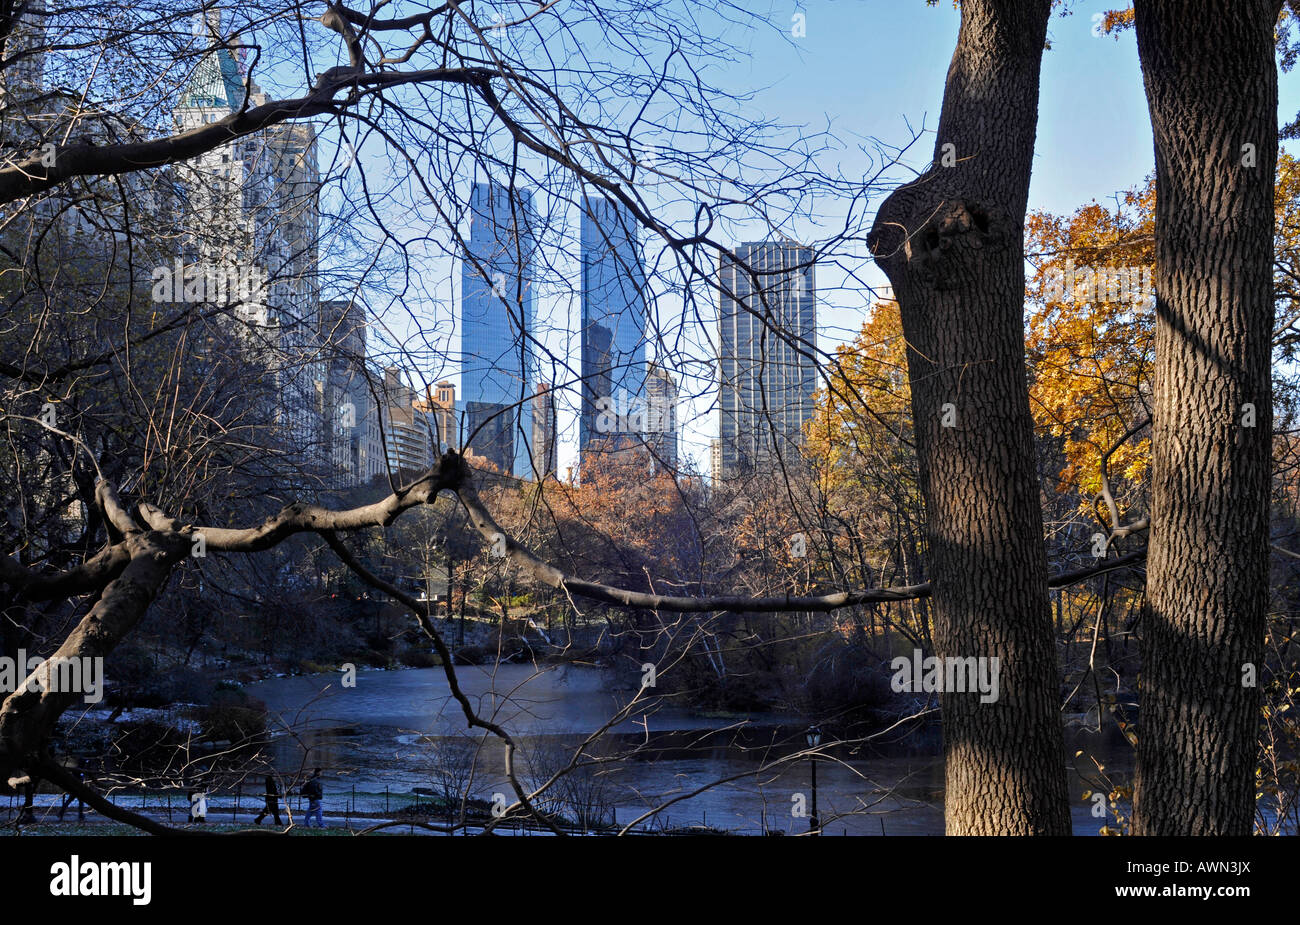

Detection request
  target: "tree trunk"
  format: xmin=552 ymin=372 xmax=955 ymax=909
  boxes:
xmin=0 ymin=532 xmax=188 ymax=781
xmin=870 ymin=0 xmax=1068 ymax=834
xmin=1131 ymin=0 xmax=1281 ymax=836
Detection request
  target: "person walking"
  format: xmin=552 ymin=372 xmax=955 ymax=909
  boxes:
xmin=57 ymin=770 xmax=87 ymax=822
xmin=301 ymin=769 xmax=324 ymax=828
xmin=254 ymin=774 xmax=282 ymax=825
xmin=15 ymin=778 xmax=35 ymax=825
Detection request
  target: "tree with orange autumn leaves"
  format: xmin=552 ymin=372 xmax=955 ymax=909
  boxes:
xmin=815 ymin=153 xmax=1300 ymax=539
xmin=1025 ymin=157 xmax=1300 ymax=516
xmin=1024 ymin=178 xmax=1155 ymax=525
xmin=801 ymin=153 xmax=1300 ymax=704
xmin=538 ymin=449 xmax=704 ymax=597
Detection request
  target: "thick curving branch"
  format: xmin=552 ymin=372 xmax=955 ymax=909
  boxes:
xmin=136 ymin=452 xmax=466 ymax=551
xmin=35 ymin=758 xmax=197 ymax=836
xmin=334 ymin=3 xmax=451 ymax=31
xmin=0 ymin=543 xmax=131 ymax=601
xmin=97 ymin=480 xmax=141 ymax=539
xmin=0 ymin=531 xmax=190 ymax=775
xmin=0 ymin=67 xmax=492 ymax=205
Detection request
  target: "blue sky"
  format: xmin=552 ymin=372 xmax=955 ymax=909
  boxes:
xmin=752 ymin=0 xmax=1297 ymax=213
xmin=653 ymin=0 xmax=1300 ymax=471
xmin=330 ymin=1 xmax=1300 ymax=474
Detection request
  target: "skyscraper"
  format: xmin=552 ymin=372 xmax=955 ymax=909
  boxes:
xmin=460 ymin=181 xmax=538 ymax=477
xmin=320 ymin=300 xmax=385 ymax=486
xmin=531 ymin=383 xmax=559 ymax=478
xmin=717 ymin=241 xmax=817 ymax=479
xmin=645 ymin=362 xmax=679 ymax=472
xmin=381 ymin=367 xmax=435 ymax=475
xmin=579 ymin=196 xmax=648 ymax=463
xmin=174 ymin=12 xmax=325 ymax=470
xmin=0 ymin=0 xmax=45 ymax=98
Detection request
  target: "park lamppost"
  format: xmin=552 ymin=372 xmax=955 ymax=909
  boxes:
xmin=806 ymin=725 xmax=821 ymax=835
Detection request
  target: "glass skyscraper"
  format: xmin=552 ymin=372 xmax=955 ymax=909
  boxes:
xmin=460 ymin=181 xmax=538 ymax=476
xmin=717 ymin=241 xmax=817 ymax=480
xmin=579 ymin=195 xmax=649 ymax=462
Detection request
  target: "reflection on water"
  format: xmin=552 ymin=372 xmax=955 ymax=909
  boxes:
xmin=249 ymin=663 xmax=1132 ymax=835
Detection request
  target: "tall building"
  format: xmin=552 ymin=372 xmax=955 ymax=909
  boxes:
xmin=717 ymin=241 xmax=817 ymax=479
xmin=460 ymin=181 xmax=538 ymax=477
xmin=320 ymin=300 xmax=385 ymax=486
xmin=463 ymin=401 xmax=515 ymax=475
xmin=0 ymin=0 xmax=45 ymax=97
xmin=645 ymin=362 xmax=679 ymax=472
xmin=531 ymin=383 xmax=558 ymax=478
xmin=381 ymin=367 xmax=434 ymax=475
xmin=2 ymin=0 xmax=167 ymax=235
xmin=416 ymin=381 xmax=457 ymax=453
xmin=321 ymin=330 xmax=434 ymax=485
xmin=579 ymin=196 xmax=648 ymax=463
xmin=320 ymin=298 xmax=366 ymax=359
xmin=174 ymin=12 xmax=325 ymax=471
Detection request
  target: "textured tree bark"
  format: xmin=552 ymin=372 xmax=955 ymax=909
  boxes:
xmin=0 ymin=531 xmax=189 ymax=781
xmin=1132 ymin=0 xmax=1281 ymax=836
xmin=869 ymin=0 xmax=1068 ymax=834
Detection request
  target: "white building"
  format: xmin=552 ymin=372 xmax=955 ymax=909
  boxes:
xmin=380 ymin=367 xmax=436 ymax=476
xmin=173 ymin=11 xmax=326 ymax=474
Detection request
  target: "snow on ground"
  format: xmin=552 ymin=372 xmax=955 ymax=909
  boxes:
xmin=57 ymin=704 xmax=204 ymax=734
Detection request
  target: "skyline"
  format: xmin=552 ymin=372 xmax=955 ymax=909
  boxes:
xmin=325 ymin=1 xmax=1300 ymax=479
xmin=4 ymin=0 xmax=1297 ymax=859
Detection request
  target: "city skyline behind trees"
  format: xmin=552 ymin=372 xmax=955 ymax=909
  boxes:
xmin=1 ymin=0 xmax=1297 ymax=837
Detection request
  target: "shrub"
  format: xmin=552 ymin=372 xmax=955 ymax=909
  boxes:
xmin=452 ymin=645 xmax=486 ymax=665
xmin=358 ymin=649 xmax=390 ymax=668
xmin=200 ymin=687 xmax=267 ymax=742
xmin=399 ymin=649 xmax=442 ymax=668
xmin=801 ymin=641 xmax=893 ymax=717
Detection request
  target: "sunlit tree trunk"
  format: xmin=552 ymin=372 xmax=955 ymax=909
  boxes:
xmin=870 ymin=0 xmax=1068 ymax=834
xmin=1132 ymin=0 xmax=1282 ymax=836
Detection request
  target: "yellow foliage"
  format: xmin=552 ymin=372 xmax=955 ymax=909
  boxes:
xmin=1024 ymin=178 xmax=1155 ymax=500
xmin=1026 ymin=152 xmax=1300 ymax=506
